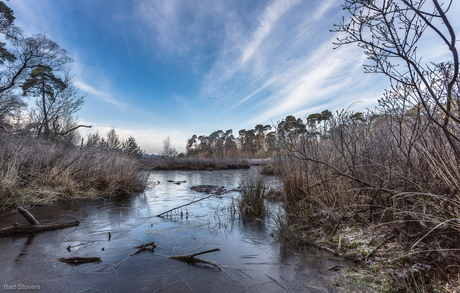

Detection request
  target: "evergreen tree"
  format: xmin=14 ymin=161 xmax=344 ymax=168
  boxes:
xmin=21 ymin=65 xmax=66 ymax=138
xmin=122 ymin=136 xmax=144 ymax=158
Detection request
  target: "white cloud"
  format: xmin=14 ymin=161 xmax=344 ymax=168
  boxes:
xmin=133 ymin=0 xmax=228 ymax=57
xmin=201 ymin=0 xmax=366 ymax=122
xmin=74 ymin=81 xmax=110 ymax=98
xmin=74 ymin=81 xmax=123 ymax=107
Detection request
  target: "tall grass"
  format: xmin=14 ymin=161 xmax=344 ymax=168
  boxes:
xmin=0 ymin=133 xmax=147 ymax=209
xmin=239 ymin=178 xmax=267 ymax=218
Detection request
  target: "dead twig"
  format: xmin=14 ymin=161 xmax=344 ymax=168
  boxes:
xmin=365 ymin=234 xmax=395 ymax=262
xmin=324 ymin=265 xmax=346 ymax=271
xmin=156 ymin=195 xmax=214 ymax=217
xmin=130 ymin=241 xmax=156 ymax=256
xmin=0 ymin=125 xmax=12 ymax=134
xmin=265 ymin=274 xmax=286 ymax=289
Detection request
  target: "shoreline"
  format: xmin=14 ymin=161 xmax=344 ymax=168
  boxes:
xmin=140 ymin=158 xmax=272 ymax=171
xmin=276 ymin=204 xmax=460 ymax=292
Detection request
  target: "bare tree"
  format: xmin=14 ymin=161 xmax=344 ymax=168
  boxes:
xmin=160 ymin=136 xmax=177 ymax=158
xmin=24 ymin=67 xmax=88 ymax=139
xmin=0 ymin=91 xmax=25 ymax=127
xmin=1 ymin=33 xmax=72 ymax=94
xmin=333 ymin=0 xmax=460 ymax=156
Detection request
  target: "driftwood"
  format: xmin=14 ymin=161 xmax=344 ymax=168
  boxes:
xmin=130 ymin=241 xmax=156 ymax=256
xmin=0 ymin=207 xmax=79 ymax=237
xmin=169 ymin=248 xmax=221 ymax=268
xmin=0 ymin=221 xmax=80 ymax=237
xmin=58 ymin=256 xmax=101 ymax=265
xmin=156 ymin=194 xmax=214 ymax=217
xmin=17 ymin=207 xmax=40 ymax=225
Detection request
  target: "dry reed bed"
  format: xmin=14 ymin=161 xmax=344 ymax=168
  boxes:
xmin=275 ymin=110 xmax=460 ymax=291
xmin=0 ymin=133 xmax=147 ymax=209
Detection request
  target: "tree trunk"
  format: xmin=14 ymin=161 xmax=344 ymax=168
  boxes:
xmin=41 ymin=79 xmax=50 ymax=139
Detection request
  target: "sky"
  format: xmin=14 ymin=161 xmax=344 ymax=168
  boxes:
xmin=6 ymin=0 xmax=460 ymax=154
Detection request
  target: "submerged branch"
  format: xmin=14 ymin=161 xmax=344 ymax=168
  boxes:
xmin=130 ymin=241 xmax=156 ymax=256
xmin=169 ymin=248 xmax=221 ymax=268
xmin=156 ymin=194 xmax=215 ymax=217
xmin=58 ymin=256 xmax=101 ymax=265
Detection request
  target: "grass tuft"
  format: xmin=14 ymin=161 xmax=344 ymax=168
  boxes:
xmin=238 ymin=177 xmax=267 ymax=218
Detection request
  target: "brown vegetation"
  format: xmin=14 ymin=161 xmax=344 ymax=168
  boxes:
xmin=0 ymin=2 xmax=147 ymax=210
xmin=274 ymin=108 xmax=460 ymax=290
xmin=269 ymin=1 xmax=460 ymax=290
xmin=260 ymin=164 xmax=280 ymax=175
xmin=0 ymin=133 xmax=147 ymax=210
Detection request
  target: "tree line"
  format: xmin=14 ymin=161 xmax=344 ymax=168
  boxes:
xmin=184 ymin=110 xmax=335 ymax=159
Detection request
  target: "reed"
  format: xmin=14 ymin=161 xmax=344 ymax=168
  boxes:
xmin=238 ymin=177 xmax=267 ymax=218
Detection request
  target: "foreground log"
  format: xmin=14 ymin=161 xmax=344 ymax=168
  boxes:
xmin=169 ymin=248 xmax=221 ymax=268
xmin=17 ymin=207 xmax=40 ymax=225
xmin=58 ymin=256 xmax=101 ymax=265
xmin=0 ymin=221 xmax=80 ymax=237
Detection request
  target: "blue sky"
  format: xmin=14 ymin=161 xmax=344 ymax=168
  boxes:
xmin=7 ymin=0 xmax=460 ymax=154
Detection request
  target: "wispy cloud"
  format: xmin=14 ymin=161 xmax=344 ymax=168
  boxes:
xmin=133 ymin=0 xmax=229 ymax=58
xmin=9 ymin=0 xmax=460 ymax=153
xmin=74 ymin=81 xmax=123 ymax=107
xmin=200 ymin=0 xmax=369 ymax=123
xmin=241 ymin=0 xmax=300 ymax=65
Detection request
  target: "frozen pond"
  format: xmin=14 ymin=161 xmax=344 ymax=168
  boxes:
xmin=0 ymin=167 xmax=345 ymax=292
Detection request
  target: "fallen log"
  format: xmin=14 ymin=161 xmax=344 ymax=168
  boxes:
xmin=17 ymin=207 xmax=40 ymax=225
xmin=58 ymin=256 xmax=101 ymax=265
xmin=0 ymin=221 xmax=80 ymax=237
xmin=156 ymin=194 xmax=214 ymax=217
